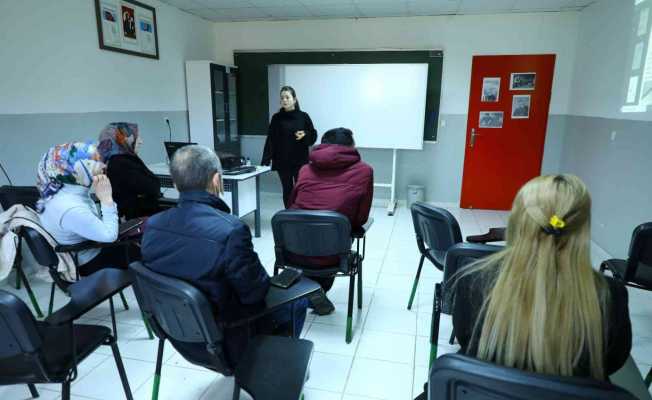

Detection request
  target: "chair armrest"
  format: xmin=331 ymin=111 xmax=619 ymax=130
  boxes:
xmin=352 ymin=217 xmax=374 ymax=238
xmin=222 ymin=277 xmax=321 ymax=328
xmin=466 ymin=227 xmax=506 ymax=244
xmin=44 ymin=269 xmax=133 ymax=325
xmin=55 ymin=239 xmax=136 ymax=253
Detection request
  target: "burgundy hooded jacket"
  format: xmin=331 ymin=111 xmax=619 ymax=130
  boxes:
xmin=289 ymin=144 xmax=374 ymax=230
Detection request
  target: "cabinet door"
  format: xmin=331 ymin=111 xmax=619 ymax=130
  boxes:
xmin=226 ymin=70 xmax=239 ymax=144
xmin=211 ymin=64 xmax=227 ymax=146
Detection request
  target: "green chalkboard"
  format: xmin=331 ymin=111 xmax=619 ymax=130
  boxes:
xmin=234 ymin=50 xmax=443 ymax=141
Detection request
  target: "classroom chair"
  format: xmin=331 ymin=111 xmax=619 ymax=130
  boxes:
xmin=0 ymin=285 xmax=133 ymax=400
xmin=272 ymin=210 xmax=365 ymax=343
xmin=600 ymin=222 xmax=652 ymax=292
xmin=427 ymin=353 xmax=637 ymax=400
xmin=408 ymin=202 xmax=462 ymax=310
xmin=0 ymin=185 xmax=43 ymax=316
xmin=130 ymin=262 xmax=319 ymax=400
xmin=429 ymin=243 xmax=502 ymax=364
xmin=21 ymin=226 xmax=151 ymax=339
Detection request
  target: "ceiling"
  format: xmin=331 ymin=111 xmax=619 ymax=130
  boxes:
xmin=159 ymin=0 xmax=595 ymax=22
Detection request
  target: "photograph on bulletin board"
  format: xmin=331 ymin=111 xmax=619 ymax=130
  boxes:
xmin=95 ymin=0 xmax=159 ymax=59
xmin=512 ymin=95 xmax=531 ymax=119
xmin=510 ymin=72 xmax=536 ymax=90
xmin=481 ymin=77 xmax=500 ymax=102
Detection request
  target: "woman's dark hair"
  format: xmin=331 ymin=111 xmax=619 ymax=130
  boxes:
xmin=280 ymin=86 xmax=300 ymax=110
xmin=321 ymin=128 xmax=355 ymax=147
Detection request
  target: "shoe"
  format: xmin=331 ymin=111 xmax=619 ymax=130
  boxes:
xmin=308 ymin=291 xmax=335 ymax=316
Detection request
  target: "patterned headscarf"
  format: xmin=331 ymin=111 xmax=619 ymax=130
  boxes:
xmin=36 ymin=141 xmax=104 ymax=213
xmin=97 ymin=122 xmax=139 ymax=163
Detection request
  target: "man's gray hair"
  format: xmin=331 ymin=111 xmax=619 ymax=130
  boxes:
xmin=170 ymin=145 xmax=222 ymax=192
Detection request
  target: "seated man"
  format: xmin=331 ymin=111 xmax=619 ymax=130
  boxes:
xmin=141 ymin=145 xmax=307 ymax=367
xmin=289 ymin=127 xmax=374 ymax=314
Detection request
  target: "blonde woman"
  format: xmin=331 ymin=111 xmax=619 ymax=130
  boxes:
xmin=452 ymin=174 xmax=631 ymax=379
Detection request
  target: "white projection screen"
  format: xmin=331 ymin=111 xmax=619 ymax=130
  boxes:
xmin=276 ymin=64 xmax=428 ymax=150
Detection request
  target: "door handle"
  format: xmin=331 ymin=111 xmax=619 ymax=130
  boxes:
xmin=469 ymin=128 xmax=480 ymax=148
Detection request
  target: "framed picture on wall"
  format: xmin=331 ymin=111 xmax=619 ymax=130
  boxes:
xmin=479 ymin=111 xmax=504 ymax=128
xmin=481 ymin=77 xmax=500 ymax=102
xmin=511 ymin=95 xmax=531 ymax=119
xmin=510 ymin=72 xmax=536 ymax=90
xmin=95 ymin=0 xmax=159 ymax=59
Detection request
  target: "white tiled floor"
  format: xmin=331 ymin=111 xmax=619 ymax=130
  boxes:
xmin=1 ymin=195 xmax=651 ymax=400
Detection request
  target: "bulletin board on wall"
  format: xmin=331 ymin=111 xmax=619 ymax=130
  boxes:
xmin=234 ymin=50 xmax=443 ymax=142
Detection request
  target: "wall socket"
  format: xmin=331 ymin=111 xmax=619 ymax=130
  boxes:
xmin=610 ymin=131 xmax=617 ymax=141
xmin=164 ymin=117 xmax=170 ymax=124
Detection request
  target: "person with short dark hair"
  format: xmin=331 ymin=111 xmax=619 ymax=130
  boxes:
xmin=261 ymin=86 xmax=317 ymax=208
xmin=288 ymin=127 xmax=374 ymax=314
xmin=142 ymin=145 xmax=308 ymax=367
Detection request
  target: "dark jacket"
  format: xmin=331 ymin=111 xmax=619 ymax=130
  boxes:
xmin=289 ymin=144 xmax=373 ymax=230
xmin=141 ymin=191 xmax=270 ymax=323
xmin=106 ymin=154 xmax=161 ymax=219
xmin=261 ymin=108 xmax=317 ymax=171
xmin=452 ymin=270 xmax=632 ymax=378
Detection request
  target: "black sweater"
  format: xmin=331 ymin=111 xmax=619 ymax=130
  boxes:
xmin=452 ymin=271 xmax=632 ymax=378
xmin=106 ymin=154 xmax=161 ymax=219
xmin=261 ymin=108 xmax=317 ymax=171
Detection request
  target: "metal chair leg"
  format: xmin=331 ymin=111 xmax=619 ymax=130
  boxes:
xmin=346 ymin=273 xmax=355 ymax=343
xmin=142 ymin=312 xmax=154 ymax=340
xmin=48 ymin=282 xmax=56 ymax=316
xmin=429 ymin=283 xmax=442 ymax=368
xmin=27 ymin=383 xmax=39 ymax=398
xmin=17 ymin=263 xmax=43 ymax=318
xmin=61 ymin=380 xmax=71 ymax=400
xmin=109 ymin=297 xmax=118 ymax=340
xmin=356 ymin=261 xmax=363 ymax=310
xmin=232 ymin=382 xmax=241 ymax=400
xmin=110 ymin=339 xmax=134 ymax=400
xmin=152 ymin=339 xmax=165 ymax=400
xmin=119 ymin=290 xmax=129 ymax=310
xmin=408 ymin=254 xmax=425 ymax=310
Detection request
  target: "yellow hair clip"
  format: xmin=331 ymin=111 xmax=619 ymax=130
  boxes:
xmin=549 ymin=215 xmax=566 ymax=229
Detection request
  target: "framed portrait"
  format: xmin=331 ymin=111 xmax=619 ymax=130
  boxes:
xmin=511 ymin=95 xmax=531 ymax=119
xmin=95 ymin=0 xmax=159 ymax=59
xmin=479 ymin=112 xmax=504 ymax=128
xmin=510 ymin=72 xmax=536 ymax=90
xmin=481 ymin=77 xmax=500 ymax=102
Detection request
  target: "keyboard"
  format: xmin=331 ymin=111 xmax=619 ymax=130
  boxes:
xmin=156 ymin=175 xmax=174 ymax=188
xmin=223 ymin=166 xmax=257 ymax=175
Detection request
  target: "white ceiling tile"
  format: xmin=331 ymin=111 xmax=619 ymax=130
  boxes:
xmin=194 ymin=0 xmax=254 ymax=8
xmin=159 ymin=0 xmax=208 ymax=10
xmin=249 ymin=0 xmax=303 ymax=6
xmin=256 ymin=6 xmax=313 ymax=18
xmin=305 ymin=3 xmax=361 ymax=17
xmin=356 ymin=2 xmax=410 ymax=18
xmin=459 ymin=0 xmax=515 ymax=13
xmin=299 ymin=0 xmax=354 ymax=5
xmin=512 ymin=0 xmax=575 ymax=12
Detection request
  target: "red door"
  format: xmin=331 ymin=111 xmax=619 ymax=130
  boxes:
xmin=460 ymin=55 xmax=556 ymax=210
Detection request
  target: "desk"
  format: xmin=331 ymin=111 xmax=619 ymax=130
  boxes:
xmin=148 ymin=162 xmax=272 ymax=237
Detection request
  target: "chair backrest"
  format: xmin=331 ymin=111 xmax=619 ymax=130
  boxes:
xmin=410 ymin=202 xmax=462 ymax=265
xmin=429 ymin=353 xmax=638 ymax=400
xmin=626 ymin=222 xmax=652 ymax=282
xmin=129 ymin=262 xmax=231 ymax=372
xmin=21 ymin=226 xmax=58 ymax=268
xmin=0 ymin=290 xmax=42 ymax=359
xmin=272 ymin=210 xmax=352 ymax=266
xmin=442 ymin=243 xmax=503 ymax=314
xmin=0 ymin=185 xmax=40 ymax=210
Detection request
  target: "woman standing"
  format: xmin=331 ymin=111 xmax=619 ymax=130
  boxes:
xmin=262 ymin=86 xmax=317 ymax=208
xmin=97 ymin=122 xmax=161 ymax=219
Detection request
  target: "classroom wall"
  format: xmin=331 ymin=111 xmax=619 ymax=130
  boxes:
xmin=213 ymin=12 xmax=580 ymax=202
xmin=0 ymin=0 xmax=217 ymax=185
xmin=560 ymin=0 xmax=652 ymax=258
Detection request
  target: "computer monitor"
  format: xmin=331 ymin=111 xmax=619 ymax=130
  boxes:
xmin=164 ymin=141 xmax=196 ymax=162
